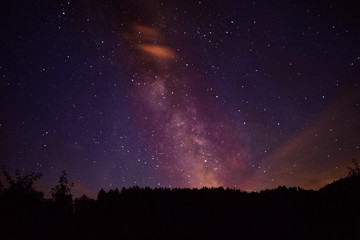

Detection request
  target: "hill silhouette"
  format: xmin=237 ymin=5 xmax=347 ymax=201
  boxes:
xmin=0 ymin=167 xmax=359 ymax=240
xmin=320 ymin=175 xmax=360 ymax=193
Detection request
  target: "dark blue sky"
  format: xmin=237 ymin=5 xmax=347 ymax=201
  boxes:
xmin=1 ymin=0 xmax=359 ymax=197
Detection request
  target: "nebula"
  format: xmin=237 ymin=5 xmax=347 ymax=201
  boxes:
xmin=125 ymin=25 xmax=253 ymax=188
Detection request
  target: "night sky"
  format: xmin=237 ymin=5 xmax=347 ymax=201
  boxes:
xmin=1 ymin=0 xmax=360 ymax=197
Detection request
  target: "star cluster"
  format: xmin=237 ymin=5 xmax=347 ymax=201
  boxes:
xmin=1 ymin=1 xmax=359 ymax=197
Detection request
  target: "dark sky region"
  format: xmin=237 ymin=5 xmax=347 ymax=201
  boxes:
xmin=1 ymin=0 xmax=359 ymax=197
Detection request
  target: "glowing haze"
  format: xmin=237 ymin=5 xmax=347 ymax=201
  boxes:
xmin=127 ymin=24 xmax=252 ymax=188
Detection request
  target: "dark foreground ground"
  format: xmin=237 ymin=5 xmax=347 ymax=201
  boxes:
xmin=1 ymin=176 xmax=360 ymax=240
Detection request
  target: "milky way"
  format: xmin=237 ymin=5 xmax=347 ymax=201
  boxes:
xmin=1 ymin=1 xmax=360 ymax=197
xmin=126 ymin=24 xmax=252 ymax=188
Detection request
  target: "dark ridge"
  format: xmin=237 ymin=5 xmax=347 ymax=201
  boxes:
xmin=0 ymin=168 xmax=359 ymax=240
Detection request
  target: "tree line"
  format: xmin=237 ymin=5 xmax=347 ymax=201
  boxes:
xmin=0 ymin=160 xmax=359 ymax=239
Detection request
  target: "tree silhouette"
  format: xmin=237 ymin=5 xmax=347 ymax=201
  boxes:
xmin=1 ymin=165 xmax=360 ymax=239
xmin=0 ymin=165 xmax=43 ymax=200
xmin=97 ymin=188 xmax=106 ymax=202
xmin=51 ymin=170 xmax=73 ymax=214
xmin=0 ymin=167 xmax=44 ymax=239
xmin=74 ymin=194 xmax=95 ymax=215
xmin=347 ymin=159 xmax=360 ymax=177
